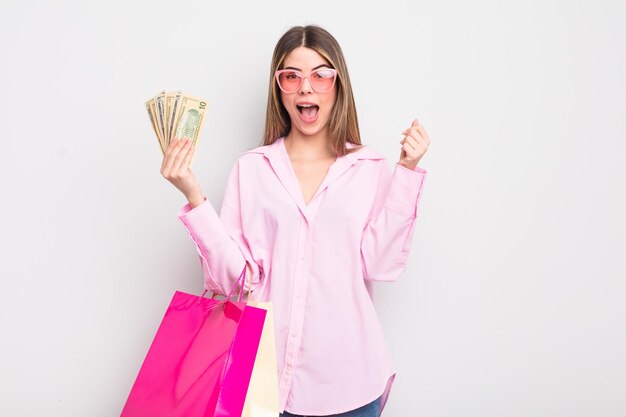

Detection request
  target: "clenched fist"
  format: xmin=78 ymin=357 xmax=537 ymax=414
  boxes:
xmin=398 ymin=119 xmax=430 ymax=170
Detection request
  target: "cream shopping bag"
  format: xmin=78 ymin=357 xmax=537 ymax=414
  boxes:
xmin=242 ymin=263 xmax=279 ymax=417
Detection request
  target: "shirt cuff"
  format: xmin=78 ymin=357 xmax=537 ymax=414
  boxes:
xmin=384 ymin=163 xmax=427 ymax=216
xmin=177 ymin=197 xmax=230 ymax=250
xmin=177 ymin=196 xmax=208 ymax=217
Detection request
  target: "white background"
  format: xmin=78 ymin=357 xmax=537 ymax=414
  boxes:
xmin=1 ymin=0 xmax=625 ymax=416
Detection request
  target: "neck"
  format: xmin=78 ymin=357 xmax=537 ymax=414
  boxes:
xmin=284 ymin=129 xmax=334 ymax=160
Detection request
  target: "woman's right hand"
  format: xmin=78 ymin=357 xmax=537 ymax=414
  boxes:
xmin=161 ymin=137 xmax=203 ymax=204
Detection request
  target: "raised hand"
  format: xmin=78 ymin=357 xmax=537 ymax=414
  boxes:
xmin=398 ymin=119 xmax=430 ymax=170
xmin=160 ymin=137 xmax=203 ymax=204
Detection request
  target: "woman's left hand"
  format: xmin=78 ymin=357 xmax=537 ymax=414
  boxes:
xmin=398 ymin=118 xmax=430 ymax=170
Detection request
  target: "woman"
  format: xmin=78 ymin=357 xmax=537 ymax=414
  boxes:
xmin=161 ymin=25 xmax=430 ymax=417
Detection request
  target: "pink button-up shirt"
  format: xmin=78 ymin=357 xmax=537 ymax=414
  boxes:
xmin=177 ymin=136 xmax=427 ymax=416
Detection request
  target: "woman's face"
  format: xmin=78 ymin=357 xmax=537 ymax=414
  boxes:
xmin=279 ymin=46 xmax=337 ymax=139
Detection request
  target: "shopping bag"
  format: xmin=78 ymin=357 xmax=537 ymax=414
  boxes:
xmin=241 ymin=263 xmax=279 ymax=417
xmin=120 ymin=264 xmax=266 ymax=417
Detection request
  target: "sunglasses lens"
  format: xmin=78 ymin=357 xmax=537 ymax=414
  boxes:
xmin=310 ymin=69 xmax=336 ymax=92
xmin=277 ymin=71 xmax=301 ymax=93
xmin=276 ymin=69 xmax=336 ymax=93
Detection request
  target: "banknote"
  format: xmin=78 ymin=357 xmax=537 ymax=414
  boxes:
xmin=145 ymin=91 xmax=208 ymax=167
xmin=145 ymin=91 xmax=165 ymax=152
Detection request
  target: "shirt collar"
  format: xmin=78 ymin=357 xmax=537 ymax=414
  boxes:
xmin=242 ymin=137 xmax=384 ymax=220
xmin=244 ymin=136 xmax=385 ymax=162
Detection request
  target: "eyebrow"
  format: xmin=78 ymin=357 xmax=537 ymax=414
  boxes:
xmin=282 ymin=64 xmax=332 ymax=71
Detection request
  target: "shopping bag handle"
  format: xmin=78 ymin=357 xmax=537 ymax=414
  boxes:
xmin=200 ymin=261 xmax=253 ymax=303
xmin=226 ymin=261 xmax=254 ymax=302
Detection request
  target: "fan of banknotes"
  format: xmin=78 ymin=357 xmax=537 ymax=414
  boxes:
xmin=145 ymin=91 xmax=209 ymax=167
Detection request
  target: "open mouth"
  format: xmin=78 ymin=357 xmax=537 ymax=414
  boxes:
xmin=297 ymin=104 xmax=319 ymax=119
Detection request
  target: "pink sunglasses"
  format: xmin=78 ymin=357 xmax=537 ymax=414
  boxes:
xmin=274 ymin=68 xmax=338 ymax=93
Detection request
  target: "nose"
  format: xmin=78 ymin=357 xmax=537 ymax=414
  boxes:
xmin=298 ymin=76 xmax=313 ymax=94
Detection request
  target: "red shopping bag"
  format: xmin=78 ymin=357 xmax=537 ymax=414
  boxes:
xmin=120 ymin=265 xmax=266 ymax=417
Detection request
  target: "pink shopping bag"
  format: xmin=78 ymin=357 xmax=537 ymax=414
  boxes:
xmin=120 ymin=265 xmax=266 ymax=417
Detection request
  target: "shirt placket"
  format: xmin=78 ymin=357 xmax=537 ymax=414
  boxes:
xmin=279 ymin=198 xmax=324 ymax=411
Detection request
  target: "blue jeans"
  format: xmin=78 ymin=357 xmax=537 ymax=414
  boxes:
xmin=279 ymin=395 xmax=381 ymax=417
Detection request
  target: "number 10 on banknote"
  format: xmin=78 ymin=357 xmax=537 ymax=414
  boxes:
xmin=145 ymin=91 xmax=209 ymax=168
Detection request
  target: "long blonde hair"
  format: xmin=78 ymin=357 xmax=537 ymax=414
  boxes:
xmin=262 ymin=25 xmax=362 ymax=156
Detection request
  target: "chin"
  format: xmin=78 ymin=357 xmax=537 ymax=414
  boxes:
xmin=298 ymin=126 xmax=325 ymax=138
xmin=296 ymin=119 xmax=329 ymax=136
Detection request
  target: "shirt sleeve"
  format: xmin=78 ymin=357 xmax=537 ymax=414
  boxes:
xmin=176 ymin=159 xmax=262 ymax=296
xmin=360 ymin=161 xmax=427 ymax=282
